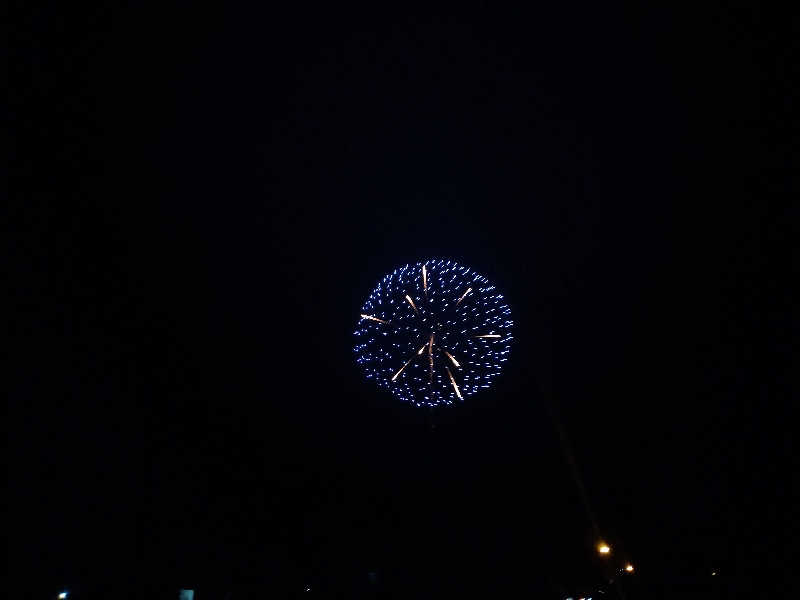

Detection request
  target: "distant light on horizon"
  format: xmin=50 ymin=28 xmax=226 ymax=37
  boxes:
xmin=597 ymin=542 xmax=611 ymax=555
xmin=58 ymin=594 xmax=68 ymax=600
xmin=625 ymin=563 xmax=634 ymax=572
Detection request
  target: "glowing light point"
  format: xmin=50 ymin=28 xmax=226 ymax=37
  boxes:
xmin=58 ymin=594 xmax=68 ymax=600
xmin=625 ymin=563 xmax=634 ymax=572
xmin=597 ymin=542 xmax=611 ymax=555
xmin=405 ymin=294 xmax=419 ymax=313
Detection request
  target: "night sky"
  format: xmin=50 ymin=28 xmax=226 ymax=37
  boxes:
xmin=13 ymin=4 xmax=794 ymax=598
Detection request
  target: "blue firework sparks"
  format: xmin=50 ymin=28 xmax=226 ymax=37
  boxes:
xmin=353 ymin=259 xmax=513 ymax=407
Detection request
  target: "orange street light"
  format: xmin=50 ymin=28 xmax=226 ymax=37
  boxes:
xmin=597 ymin=542 xmax=611 ymax=555
xmin=625 ymin=563 xmax=634 ymax=572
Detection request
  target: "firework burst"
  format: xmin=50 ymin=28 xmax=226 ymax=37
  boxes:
xmin=354 ymin=259 xmax=513 ymax=407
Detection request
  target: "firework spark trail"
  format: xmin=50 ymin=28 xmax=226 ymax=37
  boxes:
xmin=446 ymin=366 xmax=463 ymax=400
xmin=391 ymin=356 xmax=414 ymax=381
xmin=428 ymin=333 xmax=435 ymax=382
xmin=360 ymin=314 xmax=389 ymax=324
xmin=456 ymin=287 xmax=472 ymax=305
xmin=444 ymin=350 xmax=460 ymax=368
xmin=405 ymin=294 xmax=419 ymax=313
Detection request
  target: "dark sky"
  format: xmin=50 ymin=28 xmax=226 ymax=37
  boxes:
xmin=13 ymin=4 xmax=794 ymax=597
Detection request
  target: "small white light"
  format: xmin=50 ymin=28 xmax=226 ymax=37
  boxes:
xmin=58 ymin=594 xmax=68 ymax=600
